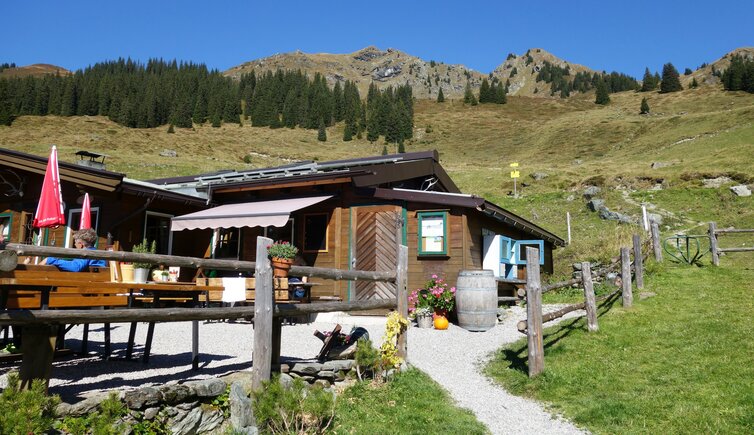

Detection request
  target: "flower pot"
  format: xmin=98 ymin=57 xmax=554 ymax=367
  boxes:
xmin=133 ymin=267 xmax=150 ymax=284
xmin=433 ymin=308 xmax=448 ymax=319
xmin=271 ymin=257 xmax=293 ymax=278
xmin=120 ymin=263 xmax=134 ymax=283
xmin=416 ymin=314 xmax=434 ymax=329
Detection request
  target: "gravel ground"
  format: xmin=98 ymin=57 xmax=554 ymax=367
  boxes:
xmin=0 ymin=307 xmax=586 ymax=434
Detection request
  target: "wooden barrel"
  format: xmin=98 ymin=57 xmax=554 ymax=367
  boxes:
xmin=455 ymin=270 xmax=497 ymax=332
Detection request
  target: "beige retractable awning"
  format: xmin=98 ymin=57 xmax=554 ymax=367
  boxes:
xmin=170 ymin=195 xmax=333 ymax=231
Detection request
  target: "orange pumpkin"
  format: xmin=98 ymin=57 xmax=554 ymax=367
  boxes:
xmin=433 ymin=315 xmax=449 ymax=330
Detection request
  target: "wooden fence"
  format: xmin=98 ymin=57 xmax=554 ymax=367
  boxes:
xmin=708 ymin=222 xmax=754 ymax=266
xmin=516 ymin=234 xmax=647 ymax=377
xmin=0 ymin=237 xmax=409 ymax=391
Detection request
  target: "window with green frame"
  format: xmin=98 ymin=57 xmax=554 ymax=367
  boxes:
xmin=417 ymin=211 xmax=447 ymax=255
xmin=0 ymin=213 xmax=12 ymax=241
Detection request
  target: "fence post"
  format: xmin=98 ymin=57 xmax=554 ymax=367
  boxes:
xmin=396 ymin=245 xmax=408 ymax=360
xmin=709 ymin=222 xmax=719 ymax=266
xmin=632 ymin=234 xmax=644 ymax=289
xmin=621 ymin=247 xmax=633 ymax=308
xmin=581 ymin=262 xmax=598 ymax=332
xmin=651 ymin=220 xmax=662 ymax=262
xmin=525 ymin=247 xmax=544 ymax=377
xmin=566 ymin=212 xmax=572 ymax=245
xmin=252 ymin=236 xmax=273 ymax=392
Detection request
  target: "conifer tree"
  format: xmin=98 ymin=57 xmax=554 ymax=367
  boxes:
xmin=211 ymin=110 xmax=222 ymax=128
xmin=437 ymin=87 xmax=445 ymax=103
xmin=660 ymin=63 xmax=682 ymax=93
xmin=691 ymin=77 xmax=699 ymax=88
xmin=317 ymin=119 xmax=327 ymax=141
xmin=463 ymin=82 xmax=477 ymax=105
xmin=479 ymin=79 xmax=491 ymax=103
xmin=381 ymin=145 xmax=388 ymax=155
xmin=167 ymin=124 xmax=175 ymax=133
xmin=397 ymin=140 xmax=405 ymax=153
xmin=640 ymin=97 xmax=650 ymax=114
xmin=595 ymin=80 xmax=610 ymax=105
xmin=640 ymin=67 xmax=656 ymax=92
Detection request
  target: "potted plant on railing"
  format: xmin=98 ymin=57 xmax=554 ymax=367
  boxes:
xmin=131 ymin=239 xmax=156 ymax=283
xmin=408 ymin=288 xmax=434 ymax=328
xmin=267 ymin=240 xmax=298 ymax=278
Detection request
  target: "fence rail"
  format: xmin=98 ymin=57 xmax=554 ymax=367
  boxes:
xmin=1 ymin=237 xmax=408 ymax=392
xmin=709 ymin=222 xmax=754 ymax=266
xmin=518 ymin=233 xmax=646 ymax=377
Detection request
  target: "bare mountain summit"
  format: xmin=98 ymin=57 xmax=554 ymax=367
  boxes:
xmin=682 ymin=47 xmax=754 ymax=87
xmin=491 ymin=48 xmax=597 ymax=97
xmin=0 ymin=63 xmax=71 ymax=79
xmin=224 ymin=46 xmax=487 ymax=99
xmin=225 ymin=46 xmax=603 ymax=100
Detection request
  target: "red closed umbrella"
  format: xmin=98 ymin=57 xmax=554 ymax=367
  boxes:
xmin=33 ymin=145 xmax=65 ymax=229
xmin=79 ymin=193 xmax=91 ymax=229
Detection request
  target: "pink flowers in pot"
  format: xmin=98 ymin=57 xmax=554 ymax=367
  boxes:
xmin=408 ymin=274 xmax=456 ymax=316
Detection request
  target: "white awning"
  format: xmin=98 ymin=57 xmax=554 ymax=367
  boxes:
xmin=170 ymin=195 xmax=333 ymax=231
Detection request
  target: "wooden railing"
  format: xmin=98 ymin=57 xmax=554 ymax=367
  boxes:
xmin=0 ymin=237 xmax=409 ymax=391
xmin=517 ymin=234 xmax=647 ymax=377
xmin=708 ymin=222 xmax=754 ymax=266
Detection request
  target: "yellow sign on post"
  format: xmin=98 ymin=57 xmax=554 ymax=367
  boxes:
xmin=510 ymin=162 xmax=520 ymax=197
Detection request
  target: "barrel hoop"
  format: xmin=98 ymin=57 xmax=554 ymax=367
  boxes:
xmin=457 ymin=310 xmax=498 ymax=315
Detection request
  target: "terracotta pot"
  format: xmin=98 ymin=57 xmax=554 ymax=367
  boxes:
xmin=271 ymin=257 xmax=293 ymax=278
xmin=433 ymin=308 xmax=448 ymax=319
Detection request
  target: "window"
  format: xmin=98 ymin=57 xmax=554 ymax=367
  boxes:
xmin=144 ymin=212 xmax=173 ymax=255
xmin=213 ymin=228 xmax=240 ymax=259
xmin=64 ymin=207 xmax=100 ymax=248
xmin=514 ymin=240 xmax=545 ymax=265
xmin=0 ymin=213 xmax=11 ymax=242
xmin=417 ymin=211 xmax=447 ymax=255
xmin=265 ymin=218 xmax=294 ymax=245
xmin=303 ymin=213 xmax=328 ymax=253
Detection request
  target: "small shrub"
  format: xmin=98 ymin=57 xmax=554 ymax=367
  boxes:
xmin=243 ymin=154 xmax=253 ymax=164
xmin=354 ymin=338 xmax=380 ymax=380
xmin=253 ymin=375 xmax=335 ymax=434
xmin=0 ymin=372 xmax=60 ymax=434
xmin=57 ymin=392 xmax=127 ymax=434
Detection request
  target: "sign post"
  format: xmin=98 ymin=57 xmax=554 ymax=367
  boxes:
xmin=510 ymin=162 xmax=520 ymax=198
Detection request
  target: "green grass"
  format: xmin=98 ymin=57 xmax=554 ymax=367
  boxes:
xmin=333 ymin=369 xmax=489 ymax=434
xmin=485 ymin=263 xmax=754 ymax=434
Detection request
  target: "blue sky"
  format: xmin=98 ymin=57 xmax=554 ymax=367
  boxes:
xmin=4 ymin=0 xmax=753 ymax=79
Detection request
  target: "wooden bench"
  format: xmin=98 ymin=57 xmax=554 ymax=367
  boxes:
xmin=1 ymin=265 xmax=128 ymax=358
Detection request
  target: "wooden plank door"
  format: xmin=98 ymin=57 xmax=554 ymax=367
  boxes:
xmin=352 ymin=205 xmax=402 ymax=301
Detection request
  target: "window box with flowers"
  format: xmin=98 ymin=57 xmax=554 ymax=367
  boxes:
xmin=267 ymin=240 xmax=298 ymax=278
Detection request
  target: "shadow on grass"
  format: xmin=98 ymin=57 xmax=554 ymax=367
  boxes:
xmin=501 ymin=292 xmax=621 ymax=375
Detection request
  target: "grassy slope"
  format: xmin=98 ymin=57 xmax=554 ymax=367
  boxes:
xmin=486 ymin=261 xmax=754 ymax=434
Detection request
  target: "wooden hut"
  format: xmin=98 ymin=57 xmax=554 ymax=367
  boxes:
xmin=157 ymin=150 xmax=565 ymax=300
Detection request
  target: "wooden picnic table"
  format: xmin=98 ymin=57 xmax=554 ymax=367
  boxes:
xmin=0 ymin=266 xmax=224 ymax=385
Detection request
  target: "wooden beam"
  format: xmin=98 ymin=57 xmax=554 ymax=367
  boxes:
xmin=525 ymin=247 xmax=544 ymax=378
xmin=0 ymin=299 xmax=398 ymax=325
xmin=396 ymin=245 xmax=408 ymax=360
xmin=621 ymin=247 xmax=633 ymax=308
xmin=213 ymin=177 xmax=352 ymax=193
xmin=651 ymin=220 xmax=662 ymax=262
xmin=709 ymin=222 xmax=719 ymax=266
xmin=252 ymin=236 xmax=273 ymax=392
xmin=4 ymin=243 xmax=395 ymax=282
xmin=633 ymin=234 xmax=644 ymax=289
xmin=582 ymin=262 xmax=598 ymax=332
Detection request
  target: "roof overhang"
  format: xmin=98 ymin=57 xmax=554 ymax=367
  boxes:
xmin=171 ymin=195 xmax=334 ymax=231
xmin=0 ymin=147 xmax=123 ymax=191
xmin=370 ymin=188 xmax=565 ymax=247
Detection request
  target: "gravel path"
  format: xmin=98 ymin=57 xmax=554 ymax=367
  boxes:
xmin=0 ymin=308 xmax=586 ymax=434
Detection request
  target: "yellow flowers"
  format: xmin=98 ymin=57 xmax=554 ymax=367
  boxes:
xmin=380 ymin=311 xmax=408 ymax=369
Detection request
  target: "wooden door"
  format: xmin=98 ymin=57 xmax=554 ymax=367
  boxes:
xmin=352 ymin=205 xmax=402 ymax=301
